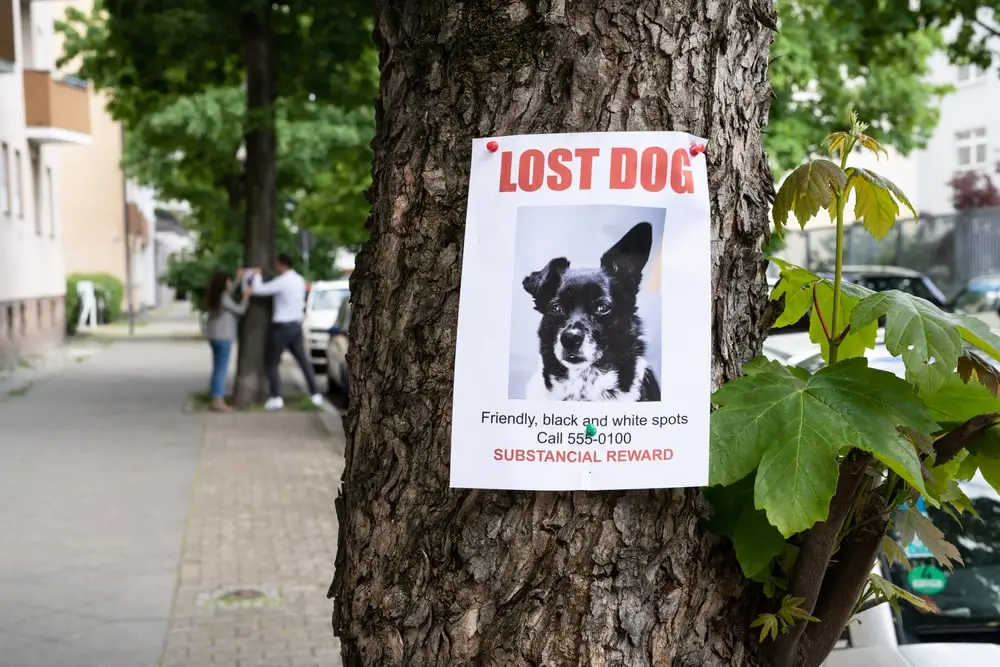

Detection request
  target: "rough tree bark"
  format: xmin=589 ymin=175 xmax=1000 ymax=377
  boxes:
xmin=233 ymin=4 xmax=277 ymax=408
xmin=333 ymin=1 xmax=776 ymax=664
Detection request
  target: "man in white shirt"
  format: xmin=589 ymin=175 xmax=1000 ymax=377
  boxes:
xmin=250 ymin=253 xmax=323 ymax=411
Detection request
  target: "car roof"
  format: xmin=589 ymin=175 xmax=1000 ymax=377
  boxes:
xmin=838 ymin=265 xmax=925 ymax=278
xmin=310 ymin=280 xmax=350 ymax=290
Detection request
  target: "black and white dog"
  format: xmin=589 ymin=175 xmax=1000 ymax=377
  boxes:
xmin=522 ymin=222 xmax=661 ymax=402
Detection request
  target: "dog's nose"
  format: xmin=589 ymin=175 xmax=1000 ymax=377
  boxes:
xmin=560 ymin=329 xmax=584 ymax=351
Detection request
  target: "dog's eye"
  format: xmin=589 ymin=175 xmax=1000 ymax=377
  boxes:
xmin=547 ymin=303 xmax=564 ymax=315
xmin=595 ymin=302 xmax=612 ymax=315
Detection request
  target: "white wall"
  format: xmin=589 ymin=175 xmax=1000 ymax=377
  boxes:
xmin=126 ymin=180 xmax=158 ymax=307
xmin=0 ymin=0 xmax=65 ymax=303
xmin=916 ymin=51 xmax=1000 ymax=215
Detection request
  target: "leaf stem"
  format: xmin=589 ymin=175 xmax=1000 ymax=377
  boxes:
xmin=829 ymin=145 xmax=853 ymax=365
xmin=812 ymin=282 xmax=831 ymax=341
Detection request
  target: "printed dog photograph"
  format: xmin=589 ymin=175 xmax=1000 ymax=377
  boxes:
xmin=507 ymin=205 xmax=664 ymax=402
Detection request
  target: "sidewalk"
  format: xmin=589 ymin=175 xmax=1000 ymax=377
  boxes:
xmin=160 ymin=413 xmax=343 ymax=667
xmin=0 ymin=305 xmax=345 ymax=667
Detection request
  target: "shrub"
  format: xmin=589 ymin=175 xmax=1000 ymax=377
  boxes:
xmin=65 ymin=272 xmax=126 ymax=334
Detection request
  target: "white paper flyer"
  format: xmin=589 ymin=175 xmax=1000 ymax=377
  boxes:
xmin=450 ymin=131 xmax=711 ymax=491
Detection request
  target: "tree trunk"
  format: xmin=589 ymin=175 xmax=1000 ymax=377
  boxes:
xmin=233 ymin=5 xmax=277 ymax=408
xmin=333 ymin=1 xmax=777 ymax=665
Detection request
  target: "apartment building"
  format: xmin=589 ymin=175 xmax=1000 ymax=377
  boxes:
xmin=914 ymin=55 xmax=1000 ymax=216
xmin=0 ymin=0 xmax=91 ymax=367
xmin=54 ymin=0 xmax=148 ymax=313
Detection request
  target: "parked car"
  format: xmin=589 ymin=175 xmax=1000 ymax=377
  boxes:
xmin=823 ymin=475 xmax=1000 ymax=666
xmin=950 ymin=274 xmax=1000 ymax=315
xmin=303 ymin=280 xmax=349 ymax=367
xmin=325 ymin=296 xmax=351 ymax=409
xmin=761 ymin=335 xmax=1000 ymax=665
xmin=771 ymin=265 xmax=951 ymax=335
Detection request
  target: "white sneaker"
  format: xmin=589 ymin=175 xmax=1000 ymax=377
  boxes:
xmin=264 ymin=396 xmax=284 ymax=411
xmin=311 ymin=393 xmax=324 ymax=407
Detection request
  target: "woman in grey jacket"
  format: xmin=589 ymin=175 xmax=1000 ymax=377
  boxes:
xmin=204 ymin=270 xmax=251 ymax=411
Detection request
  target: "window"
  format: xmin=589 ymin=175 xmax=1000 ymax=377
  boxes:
xmin=956 ymin=127 xmax=989 ymax=169
xmin=31 ymin=150 xmax=41 ymax=235
xmin=13 ymin=149 xmax=23 ymax=218
xmin=957 ymin=64 xmax=988 ymax=82
xmin=46 ymin=167 xmax=55 ymax=237
xmin=1 ymin=143 xmax=8 ymax=216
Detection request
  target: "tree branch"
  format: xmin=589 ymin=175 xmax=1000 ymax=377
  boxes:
xmin=762 ymin=293 xmax=786 ymax=332
xmin=797 ymin=497 xmax=889 ymax=667
xmin=768 ymin=451 xmax=871 ymax=667
xmin=933 ymin=412 xmax=1000 ymax=466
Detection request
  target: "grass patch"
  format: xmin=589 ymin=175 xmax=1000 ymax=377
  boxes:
xmin=186 ymin=389 xmax=322 ymax=413
xmin=6 ymin=381 xmax=33 ymax=398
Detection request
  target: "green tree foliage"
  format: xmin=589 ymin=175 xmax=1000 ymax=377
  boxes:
xmin=58 ymin=4 xmax=376 ymax=250
xmin=712 ymin=116 xmax=1000 ymax=666
xmin=57 ymin=0 xmax=375 ymax=405
xmin=768 ymin=0 xmax=951 ymax=174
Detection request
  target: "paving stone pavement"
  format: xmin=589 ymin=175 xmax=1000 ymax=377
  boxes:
xmin=1 ymin=304 xmax=346 ymax=667
xmin=160 ymin=412 xmax=344 ymax=667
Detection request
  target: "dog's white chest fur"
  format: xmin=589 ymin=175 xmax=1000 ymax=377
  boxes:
xmin=527 ymin=358 xmax=649 ymax=402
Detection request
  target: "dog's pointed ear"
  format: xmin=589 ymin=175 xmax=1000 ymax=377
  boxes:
xmin=601 ymin=222 xmax=653 ymax=287
xmin=523 ymin=257 xmax=569 ymax=309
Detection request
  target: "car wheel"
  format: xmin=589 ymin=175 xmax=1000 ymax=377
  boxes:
xmin=327 ymin=372 xmax=348 ymax=410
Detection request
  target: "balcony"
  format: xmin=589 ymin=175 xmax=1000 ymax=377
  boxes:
xmin=0 ymin=0 xmax=14 ymax=73
xmin=22 ymin=70 xmax=92 ymax=145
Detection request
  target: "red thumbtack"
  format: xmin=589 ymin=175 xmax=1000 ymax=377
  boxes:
xmin=486 ymin=140 xmax=499 ymax=153
xmin=690 ymin=143 xmax=706 ymax=157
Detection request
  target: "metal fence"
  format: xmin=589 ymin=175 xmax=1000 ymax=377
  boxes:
xmin=777 ymin=206 xmax=1000 ymax=297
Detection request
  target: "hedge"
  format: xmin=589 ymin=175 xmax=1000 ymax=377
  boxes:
xmin=65 ymin=272 xmax=126 ymax=335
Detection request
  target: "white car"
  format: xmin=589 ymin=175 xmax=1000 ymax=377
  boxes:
xmin=302 ymin=280 xmax=349 ymax=367
xmin=825 ymin=470 xmax=1000 ymax=667
xmin=761 ymin=331 xmax=1000 ymax=665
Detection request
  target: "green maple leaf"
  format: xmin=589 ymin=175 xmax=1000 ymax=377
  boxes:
xmin=733 ymin=506 xmax=787 ymax=579
xmin=710 ymin=358 xmax=935 ymax=537
xmin=893 ymin=506 xmax=963 ymax=570
xmin=867 ymin=572 xmax=934 ymax=614
xmin=851 ymin=291 xmax=964 ymax=392
xmin=852 ymin=291 xmax=1000 ymax=392
xmin=773 ymin=159 xmax=848 ymax=233
xmin=750 ymin=613 xmax=780 ymax=643
xmin=921 ymin=376 xmax=1000 ymax=423
xmin=880 ymin=535 xmax=911 ymax=571
xmin=954 ymin=313 xmax=1000 ymax=361
xmin=981 ymin=457 xmax=1000 ymax=491
xmin=808 ymin=279 xmax=878 ymax=362
xmin=770 ymin=266 xmax=820 ymax=329
xmin=844 ymin=167 xmax=918 ymax=240
xmin=705 ymin=478 xmax=786 ymax=579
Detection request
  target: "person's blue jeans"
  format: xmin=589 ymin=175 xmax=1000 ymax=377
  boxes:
xmin=208 ymin=339 xmax=233 ymax=399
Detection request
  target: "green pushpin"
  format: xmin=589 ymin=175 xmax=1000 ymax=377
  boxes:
xmin=585 ymin=423 xmax=597 ymax=437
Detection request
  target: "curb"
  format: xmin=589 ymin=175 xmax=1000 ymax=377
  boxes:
xmin=282 ymin=359 xmax=346 ymax=457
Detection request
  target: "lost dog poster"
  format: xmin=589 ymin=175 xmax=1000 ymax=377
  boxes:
xmin=450 ymin=132 xmax=710 ymax=491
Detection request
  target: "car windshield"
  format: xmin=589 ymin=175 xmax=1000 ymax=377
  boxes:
xmin=334 ymin=298 xmax=351 ymax=330
xmin=887 ymin=485 xmax=1000 ymax=640
xmin=953 ymin=278 xmax=1000 ymax=311
xmin=311 ymin=288 xmax=348 ymax=312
